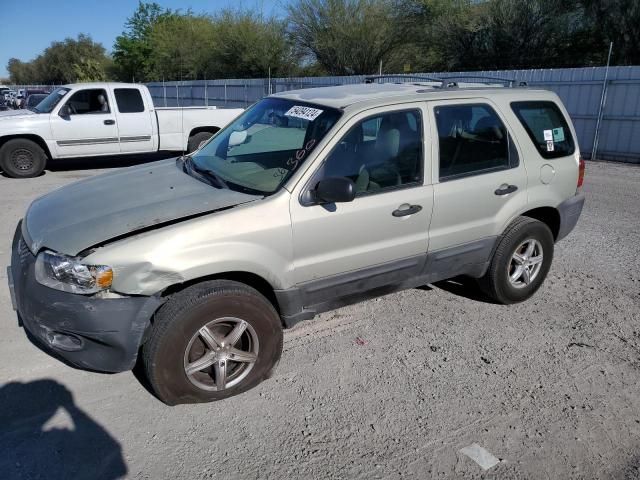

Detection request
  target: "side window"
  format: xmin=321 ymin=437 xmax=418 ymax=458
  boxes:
xmin=435 ymin=104 xmax=513 ymax=180
xmin=319 ymin=110 xmax=423 ymax=194
xmin=114 ymin=88 xmax=145 ymax=113
xmin=511 ymin=101 xmax=575 ymax=159
xmin=65 ymin=89 xmax=110 ymax=114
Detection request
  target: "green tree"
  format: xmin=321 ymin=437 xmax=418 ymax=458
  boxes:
xmin=580 ymin=0 xmax=640 ymax=65
xmin=287 ymin=0 xmax=403 ymax=75
xmin=112 ymin=2 xmax=174 ymax=82
xmin=7 ymin=58 xmax=36 ymax=84
xmin=209 ymin=9 xmax=298 ymax=78
xmin=146 ymin=13 xmax=216 ymax=80
xmin=7 ymin=35 xmax=111 ymax=84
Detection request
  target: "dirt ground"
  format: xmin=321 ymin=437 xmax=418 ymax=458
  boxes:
xmin=0 ymin=159 xmax=639 ymax=479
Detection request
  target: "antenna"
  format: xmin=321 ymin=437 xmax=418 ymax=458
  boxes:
xmin=181 ymin=76 xmax=185 ymax=158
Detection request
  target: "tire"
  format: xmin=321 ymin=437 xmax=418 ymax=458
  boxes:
xmin=478 ymin=216 xmax=554 ymax=305
xmin=187 ymin=131 xmax=214 ymax=153
xmin=0 ymin=138 xmax=48 ymax=178
xmin=142 ymin=280 xmax=283 ymax=405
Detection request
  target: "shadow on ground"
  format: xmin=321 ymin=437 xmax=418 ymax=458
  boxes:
xmin=432 ymin=275 xmax=498 ymax=304
xmin=0 ymin=379 xmax=127 ymax=479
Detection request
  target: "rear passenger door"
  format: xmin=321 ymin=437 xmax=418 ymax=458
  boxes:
xmin=113 ymin=87 xmax=156 ymax=153
xmin=426 ymin=99 xmax=527 ymax=258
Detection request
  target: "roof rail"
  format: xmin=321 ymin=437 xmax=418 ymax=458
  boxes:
xmin=364 ymin=75 xmax=444 ymax=86
xmin=364 ymin=74 xmax=528 ymax=88
xmin=437 ymin=75 xmax=527 ymax=88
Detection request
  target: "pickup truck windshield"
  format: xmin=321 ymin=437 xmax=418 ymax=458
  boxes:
xmin=34 ymin=87 xmax=71 ymax=113
xmin=190 ymin=98 xmax=341 ymax=195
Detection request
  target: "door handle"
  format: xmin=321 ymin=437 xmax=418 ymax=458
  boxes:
xmin=104 ymin=119 xmax=115 ymax=125
xmin=392 ymin=204 xmax=422 ymax=217
xmin=494 ymin=184 xmax=518 ymax=196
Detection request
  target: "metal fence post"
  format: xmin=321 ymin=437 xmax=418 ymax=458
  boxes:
xmin=591 ymin=42 xmax=614 ymax=161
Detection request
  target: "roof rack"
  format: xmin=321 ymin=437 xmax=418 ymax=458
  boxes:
xmin=364 ymin=75 xmax=444 ymax=86
xmin=363 ymin=74 xmax=527 ymax=88
xmin=437 ymin=75 xmax=527 ymax=88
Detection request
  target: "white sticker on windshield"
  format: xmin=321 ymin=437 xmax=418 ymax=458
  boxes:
xmin=543 ymin=129 xmax=553 ymax=141
xmin=285 ymin=105 xmax=323 ymax=121
xmin=546 ymin=140 xmax=554 ymax=152
xmin=57 ymin=90 xmax=67 ymax=96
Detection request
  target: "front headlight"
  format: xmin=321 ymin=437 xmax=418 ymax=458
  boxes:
xmin=35 ymin=250 xmax=113 ymax=294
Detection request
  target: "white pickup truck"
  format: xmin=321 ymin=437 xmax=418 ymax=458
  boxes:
xmin=0 ymin=82 xmax=243 ymax=178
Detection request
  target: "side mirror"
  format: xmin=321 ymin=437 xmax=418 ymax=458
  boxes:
xmin=58 ymin=105 xmax=70 ymax=117
xmin=228 ymin=130 xmax=248 ymax=148
xmin=314 ymin=177 xmax=356 ymax=204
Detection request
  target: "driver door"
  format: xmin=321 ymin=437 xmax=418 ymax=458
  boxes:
xmin=51 ymin=88 xmax=120 ymax=157
xmin=289 ymin=103 xmax=434 ymax=290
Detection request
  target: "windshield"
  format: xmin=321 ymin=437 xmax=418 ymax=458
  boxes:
xmin=26 ymin=95 xmax=46 ymax=108
xmin=34 ymin=87 xmax=70 ymax=113
xmin=190 ymin=98 xmax=341 ymax=195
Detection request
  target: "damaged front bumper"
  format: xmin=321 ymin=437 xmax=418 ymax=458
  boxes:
xmin=8 ymin=223 xmax=163 ymax=373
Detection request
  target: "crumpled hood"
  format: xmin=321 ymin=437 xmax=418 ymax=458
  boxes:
xmin=23 ymin=158 xmax=261 ymax=256
xmin=0 ymin=109 xmax=35 ymax=120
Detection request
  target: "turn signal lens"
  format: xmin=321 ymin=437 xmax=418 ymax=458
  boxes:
xmin=95 ymin=267 xmax=114 ymax=289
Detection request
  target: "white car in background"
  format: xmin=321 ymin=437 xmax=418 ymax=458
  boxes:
xmin=0 ymin=82 xmax=243 ymax=177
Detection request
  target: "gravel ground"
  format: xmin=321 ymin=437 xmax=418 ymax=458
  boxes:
xmin=0 ymin=159 xmax=639 ymax=480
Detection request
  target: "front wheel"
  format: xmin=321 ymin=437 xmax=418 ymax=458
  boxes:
xmin=142 ymin=280 xmax=283 ymax=405
xmin=478 ymin=217 xmax=554 ymax=304
xmin=187 ymin=131 xmax=214 ymax=153
xmin=0 ymin=138 xmax=48 ymax=178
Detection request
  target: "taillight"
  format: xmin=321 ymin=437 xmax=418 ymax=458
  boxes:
xmin=577 ymin=156 xmax=585 ymax=189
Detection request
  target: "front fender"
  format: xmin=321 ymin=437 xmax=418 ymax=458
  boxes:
xmin=83 ymin=193 xmax=293 ymax=296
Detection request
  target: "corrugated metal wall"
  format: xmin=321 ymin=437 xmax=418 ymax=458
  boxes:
xmin=147 ymin=66 xmax=640 ymax=163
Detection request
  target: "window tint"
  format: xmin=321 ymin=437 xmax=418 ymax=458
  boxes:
xmin=435 ymin=104 xmax=511 ymax=180
xmin=66 ymin=89 xmax=110 ymax=114
xmin=227 ymin=103 xmax=310 ymax=156
xmin=318 ymin=110 xmax=423 ymax=194
xmin=511 ymin=101 xmax=575 ymax=159
xmin=192 ymin=98 xmax=341 ymax=195
xmin=114 ymin=88 xmax=145 ymax=113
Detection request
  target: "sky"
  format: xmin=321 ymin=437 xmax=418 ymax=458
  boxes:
xmin=0 ymin=0 xmax=287 ymax=78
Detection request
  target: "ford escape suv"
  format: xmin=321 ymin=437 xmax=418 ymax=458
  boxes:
xmin=8 ymin=80 xmax=585 ymax=405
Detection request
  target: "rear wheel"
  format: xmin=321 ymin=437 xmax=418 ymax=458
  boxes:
xmin=0 ymin=138 xmax=47 ymax=178
xmin=478 ymin=217 xmax=554 ymax=304
xmin=187 ymin=131 xmax=215 ymax=153
xmin=142 ymin=280 xmax=283 ymax=405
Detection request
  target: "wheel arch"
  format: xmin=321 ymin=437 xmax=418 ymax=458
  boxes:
xmin=188 ymin=126 xmax=220 ymax=140
xmin=520 ymin=206 xmax=561 ymax=241
xmin=160 ymin=271 xmax=281 ymax=317
xmin=0 ymin=134 xmax=53 ymax=159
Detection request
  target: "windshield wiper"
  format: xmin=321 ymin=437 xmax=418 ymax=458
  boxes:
xmin=182 ymin=156 xmax=228 ymax=189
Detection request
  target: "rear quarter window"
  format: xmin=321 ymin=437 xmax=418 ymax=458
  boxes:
xmin=511 ymin=101 xmax=575 ymax=159
xmin=114 ymin=88 xmax=145 ymax=113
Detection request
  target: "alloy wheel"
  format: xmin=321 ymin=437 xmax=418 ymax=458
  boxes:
xmin=183 ymin=317 xmax=259 ymax=391
xmin=507 ymin=239 xmax=544 ymax=289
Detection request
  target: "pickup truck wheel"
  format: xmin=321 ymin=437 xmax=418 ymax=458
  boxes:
xmin=187 ymin=131 xmax=214 ymax=153
xmin=142 ymin=280 xmax=283 ymax=405
xmin=478 ymin=217 xmax=554 ymax=304
xmin=0 ymin=139 xmax=47 ymax=178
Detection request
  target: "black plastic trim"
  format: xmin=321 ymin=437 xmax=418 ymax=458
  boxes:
xmin=556 ymin=193 xmax=585 ymax=241
xmin=10 ymin=223 xmax=165 ymax=373
xmin=277 ymin=236 xmax=498 ymax=328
